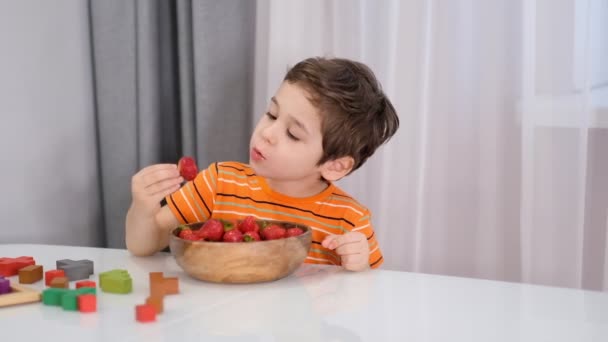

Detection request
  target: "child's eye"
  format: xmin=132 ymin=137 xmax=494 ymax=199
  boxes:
xmin=265 ymin=112 xmax=277 ymax=120
xmin=287 ymin=131 xmax=300 ymax=141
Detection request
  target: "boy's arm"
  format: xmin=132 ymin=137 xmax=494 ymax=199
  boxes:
xmin=125 ymin=164 xmax=182 ymax=256
xmin=126 ymin=205 xmax=179 ymax=256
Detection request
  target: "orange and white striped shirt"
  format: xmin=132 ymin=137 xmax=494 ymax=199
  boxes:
xmin=165 ymin=161 xmax=383 ymax=268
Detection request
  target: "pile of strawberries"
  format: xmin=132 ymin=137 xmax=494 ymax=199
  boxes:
xmin=176 ymin=216 xmax=305 ymax=243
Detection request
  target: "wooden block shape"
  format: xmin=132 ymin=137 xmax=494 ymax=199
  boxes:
xmin=78 ymin=294 xmax=96 ymax=313
xmin=146 ymin=295 xmax=164 ymax=314
xmin=0 ymin=276 xmax=10 ymax=294
xmin=163 ymin=277 xmax=179 ymax=295
xmin=45 ymin=269 xmax=66 ymax=286
xmin=61 ymin=291 xmax=78 ymax=311
xmin=50 ymin=276 xmax=69 ymax=289
xmin=57 ymin=259 xmax=94 ymax=281
xmin=42 ymin=288 xmax=69 ymax=306
xmin=149 ymin=272 xmax=179 ymax=296
xmin=0 ymin=256 xmax=35 ymax=277
xmin=136 ymin=304 xmax=156 ymax=323
xmin=99 ymin=269 xmax=132 ymax=294
xmin=0 ymin=283 xmax=41 ymax=307
xmin=76 ymin=280 xmax=96 ymax=289
xmin=150 ymin=275 xmax=165 ymax=297
xmin=19 ymin=265 xmax=43 ymax=284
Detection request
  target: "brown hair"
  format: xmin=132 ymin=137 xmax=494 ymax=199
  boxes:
xmin=284 ymin=57 xmax=399 ymax=173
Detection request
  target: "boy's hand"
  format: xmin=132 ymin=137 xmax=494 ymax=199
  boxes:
xmin=130 ymin=164 xmax=183 ymax=216
xmin=322 ymin=232 xmax=370 ymax=272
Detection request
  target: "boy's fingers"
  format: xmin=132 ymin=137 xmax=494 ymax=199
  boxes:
xmin=322 ymin=233 xmax=365 ymax=251
xmin=139 ymin=164 xmax=178 ymax=176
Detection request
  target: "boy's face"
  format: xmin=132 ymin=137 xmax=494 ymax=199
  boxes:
xmin=249 ymin=81 xmax=325 ymax=183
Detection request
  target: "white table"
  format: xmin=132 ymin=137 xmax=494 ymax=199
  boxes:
xmin=1 ymin=244 xmax=607 ymax=341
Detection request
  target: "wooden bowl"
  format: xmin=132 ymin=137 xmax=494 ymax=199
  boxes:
xmin=168 ymin=220 xmax=312 ymax=283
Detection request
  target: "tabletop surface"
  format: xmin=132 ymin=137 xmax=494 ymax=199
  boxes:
xmin=1 ymin=244 xmax=607 ymax=341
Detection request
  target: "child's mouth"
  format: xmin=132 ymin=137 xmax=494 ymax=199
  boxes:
xmin=250 ymin=148 xmax=265 ymax=161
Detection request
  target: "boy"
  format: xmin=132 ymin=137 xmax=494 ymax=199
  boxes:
xmin=126 ymin=57 xmax=399 ymax=271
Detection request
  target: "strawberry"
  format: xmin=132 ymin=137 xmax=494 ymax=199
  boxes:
xmin=177 ymin=156 xmax=198 ymax=181
xmin=238 ymin=216 xmax=260 ymax=234
xmin=178 ymin=228 xmax=194 ymax=239
xmin=182 ymin=233 xmax=201 ymax=241
xmin=198 ymin=219 xmax=224 ymax=241
xmin=261 ymin=224 xmax=286 ymax=240
xmin=286 ymin=227 xmax=304 ymax=237
xmin=243 ymin=231 xmax=261 ymax=242
xmin=222 ymin=219 xmax=239 ymax=232
xmin=222 ymin=228 xmax=244 ymax=242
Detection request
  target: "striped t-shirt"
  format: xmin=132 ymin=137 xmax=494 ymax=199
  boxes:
xmin=165 ymin=161 xmax=383 ymax=269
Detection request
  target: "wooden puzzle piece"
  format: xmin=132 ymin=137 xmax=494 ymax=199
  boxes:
xmin=78 ymin=293 xmax=96 ymax=313
xmin=0 ymin=282 xmax=41 ymax=307
xmin=50 ymin=276 xmax=69 ymax=289
xmin=75 ymin=280 xmax=96 ymax=289
xmin=0 ymin=256 xmax=35 ymax=277
xmin=45 ymin=269 xmax=66 ymax=286
xmin=56 ymin=259 xmax=94 ymax=281
xmin=149 ymin=272 xmax=179 ymax=296
xmin=0 ymin=275 xmax=10 ymax=294
xmin=99 ymin=269 xmax=132 ymax=294
xmin=146 ymin=295 xmax=164 ymax=314
xmin=136 ymin=304 xmax=156 ymax=322
xmin=19 ymin=265 xmax=43 ymax=284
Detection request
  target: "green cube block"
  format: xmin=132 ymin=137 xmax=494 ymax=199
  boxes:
xmin=42 ymin=288 xmax=69 ymax=306
xmin=99 ymin=269 xmax=132 ymax=294
xmin=61 ymin=291 xmax=78 ymax=311
xmin=76 ymin=287 xmax=96 ymax=296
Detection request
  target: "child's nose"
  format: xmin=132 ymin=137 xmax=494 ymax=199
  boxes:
xmin=261 ymin=124 xmax=277 ymax=145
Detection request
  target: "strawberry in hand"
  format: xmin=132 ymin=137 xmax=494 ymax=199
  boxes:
xmin=177 ymin=156 xmax=198 ymax=181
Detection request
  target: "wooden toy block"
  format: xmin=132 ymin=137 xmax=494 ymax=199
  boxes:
xmin=76 ymin=280 xmax=96 ymax=289
xmin=149 ymin=272 xmax=179 ymax=296
xmin=146 ymin=295 xmax=164 ymax=314
xmin=57 ymin=259 xmax=94 ymax=281
xmin=99 ymin=269 xmax=132 ymax=294
xmin=42 ymin=288 xmax=69 ymax=306
xmin=0 ymin=256 xmax=35 ymax=277
xmin=0 ymin=283 xmax=41 ymax=307
xmin=136 ymin=304 xmax=156 ymax=323
xmin=61 ymin=291 xmax=78 ymax=311
xmin=76 ymin=287 xmax=96 ymax=296
xmin=19 ymin=265 xmax=43 ymax=284
xmin=78 ymin=294 xmax=96 ymax=313
xmin=50 ymin=276 xmax=69 ymax=289
xmin=0 ymin=276 xmax=10 ymax=294
xmin=163 ymin=277 xmax=179 ymax=295
xmin=45 ymin=269 xmax=66 ymax=286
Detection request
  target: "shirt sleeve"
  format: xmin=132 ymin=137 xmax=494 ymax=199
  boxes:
xmin=165 ymin=162 xmax=218 ymax=224
xmin=349 ymin=209 xmax=384 ymax=269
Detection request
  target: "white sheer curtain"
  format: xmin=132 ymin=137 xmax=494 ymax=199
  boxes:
xmin=253 ymin=0 xmax=608 ymax=290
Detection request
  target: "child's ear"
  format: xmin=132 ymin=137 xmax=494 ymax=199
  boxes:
xmin=320 ymin=156 xmax=355 ymax=182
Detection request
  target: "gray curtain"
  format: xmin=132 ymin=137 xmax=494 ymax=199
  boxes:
xmin=89 ymin=0 xmax=256 ymax=248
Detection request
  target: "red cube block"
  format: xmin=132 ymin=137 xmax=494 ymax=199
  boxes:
xmin=76 ymin=280 xmax=96 ymax=289
xmin=78 ymin=294 xmax=97 ymax=313
xmin=136 ymin=304 xmax=156 ymax=323
xmin=45 ymin=269 xmax=66 ymax=286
